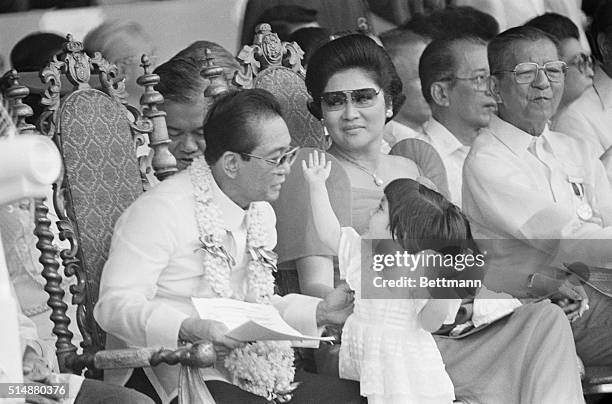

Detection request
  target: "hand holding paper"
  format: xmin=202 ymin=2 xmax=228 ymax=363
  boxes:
xmin=192 ymin=298 xmax=334 ymax=343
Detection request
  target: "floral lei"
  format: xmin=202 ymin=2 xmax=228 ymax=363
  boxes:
xmin=189 ymin=156 xmax=296 ymax=401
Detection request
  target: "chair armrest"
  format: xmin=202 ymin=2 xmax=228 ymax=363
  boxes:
xmin=92 ymin=341 xmax=215 ymax=370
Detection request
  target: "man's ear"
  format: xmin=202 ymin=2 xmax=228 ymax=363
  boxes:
xmin=431 ymin=82 xmax=450 ymax=107
xmin=220 ymin=151 xmax=240 ymax=179
xmin=488 ymin=76 xmax=503 ymax=104
xmin=598 ymin=33 xmax=611 ymax=63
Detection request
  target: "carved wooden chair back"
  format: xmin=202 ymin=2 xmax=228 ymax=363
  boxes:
xmin=234 ymin=23 xmax=327 ymax=149
xmin=271 ymin=147 xmax=351 ymax=294
xmin=7 ymin=35 xmax=209 ymax=377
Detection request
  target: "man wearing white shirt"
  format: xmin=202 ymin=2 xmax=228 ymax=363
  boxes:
xmin=464 ymin=26 xmax=612 ymax=366
xmin=417 ymin=36 xmax=497 ymax=206
xmin=551 ymin=3 xmax=612 ymax=183
xmin=94 ymin=89 xmax=359 ymax=403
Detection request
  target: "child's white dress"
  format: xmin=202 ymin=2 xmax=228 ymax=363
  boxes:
xmin=338 ymin=227 xmax=460 ymax=404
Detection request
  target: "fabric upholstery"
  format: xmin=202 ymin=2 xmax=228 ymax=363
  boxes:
xmin=57 ymin=89 xmax=143 ymax=347
xmin=254 ymin=67 xmax=326 ymax=149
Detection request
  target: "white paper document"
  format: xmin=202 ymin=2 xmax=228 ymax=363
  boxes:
xmin=192 ymin=298 xmax=334 ymax=343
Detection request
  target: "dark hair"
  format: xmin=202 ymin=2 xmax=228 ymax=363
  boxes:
xmin=257 ymin=5 xmax=318 ymax=41
xmin=402 ymin=6 xmax=499 ymax=41
xmin=203 ymin=88 xmax=284 ymax=165
xmin=154 ymin=41 xmax=240 ymax=104
xmin=524 ymin=13 xmax=580 ymax=41
xmin=384 ymin=178 xmax=477 ymax=255
xmin=488 ymin=26 xmax=559 ymax=75
xmin=288 ymin=27 xmax=330 ymax=66
xmin=419 ymin=36 xmax=487 ymax=104
xmin=10 ymin=32 xmax=65 ymax=71
xmin=590 ymin=1 xmax=612 ymax=62
xmin=305 ymin=34 xmax=405 ymax=122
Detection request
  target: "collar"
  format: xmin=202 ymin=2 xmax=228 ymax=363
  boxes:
xmin=593 ymin=64 xmax=612 ymax=109
xmin=209 ymin=175 xmax=247 ymax=232
xmin=488 ymin=114 xmax=551 ymax=157
xmin=424 ymin=118 xmax=467 ymax=157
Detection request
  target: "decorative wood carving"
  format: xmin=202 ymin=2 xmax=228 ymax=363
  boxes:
xmin=233 ymin=23 xmax=305 ymax=89
xmin=38 ymin=34 xmax=127 ymax=138
xmin=0 ymin=69 xmax=35 ymax=134
xmin=201 ymin=48 xmax=230 ymax=100
xmin=137 ymin=54 xmax=178 ymax=181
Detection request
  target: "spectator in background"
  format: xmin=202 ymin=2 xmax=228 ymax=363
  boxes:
xmin=154 ymin=41 xmax=241 ymax=172
xmin=403 ymin=5 xmax=499 ymax=41
xmin=9 ymin=32 xmax=65 ymax=125
xmin=288 ymin=26 xmax=330 ymax=68
xmin=84 ymin=20 xmax=155 ymax=107
xmin=541 ymin=3 xmax=612 ymax=177
xmin=255 ymin=5 xmax=320 ymax=42
xmin=380 ymin=28 xmax=432 ymax=147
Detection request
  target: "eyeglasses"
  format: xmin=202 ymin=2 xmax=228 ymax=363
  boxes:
xmin=567 ymin=53 xmax=594 ymax=74
xmin=241 ymin=146 xmax=300 ymax=167
xmin=320 ymin=88 xmax=382 ymax=110
xmin=494 ymin=61 xmax=567 ymax=84
xmin=442 ymin=73 xmax=491 ymax=92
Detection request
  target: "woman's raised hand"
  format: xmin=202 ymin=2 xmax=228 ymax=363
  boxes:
xmin=301 ymin=150 xmax=331 ymax=186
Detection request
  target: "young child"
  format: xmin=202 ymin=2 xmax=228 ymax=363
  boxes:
xmin=302 ymin=150 xmax=474 ymax=404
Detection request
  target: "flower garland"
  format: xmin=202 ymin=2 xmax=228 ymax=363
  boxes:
xmin=189 ymin=156 xmax=295 ymax=400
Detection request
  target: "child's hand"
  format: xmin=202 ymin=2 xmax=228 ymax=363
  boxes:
xmin=302 ymin=150 xmax=331 ymax=185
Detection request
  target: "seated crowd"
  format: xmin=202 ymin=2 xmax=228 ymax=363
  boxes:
xmin=3 ymin=2 xmax=612 ymax=403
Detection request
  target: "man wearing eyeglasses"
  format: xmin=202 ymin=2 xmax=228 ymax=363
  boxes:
xmin=525 ymin=14 xmax=611 ymax=183
xmin=95 ymin=89 xmax=360 ymax=403
xmin=416 ymin=36 xmax=496 ymax=206
xmin=545 ymin=6 xmax=612 ymax=179
xmin=463 ymin=26 xmax=612 ymax=367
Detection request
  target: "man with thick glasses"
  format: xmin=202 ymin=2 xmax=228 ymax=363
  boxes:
xmin=525 ymin=14 xmax=611 ymax=186
xmin=463 ymin=26 xmax=612 ymax=369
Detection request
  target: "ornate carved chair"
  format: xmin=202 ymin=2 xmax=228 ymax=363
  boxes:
xmin=2 ymin=35 xmax=215 ymax=379
xmin=233 ymin=23 xmax=327 ymax=149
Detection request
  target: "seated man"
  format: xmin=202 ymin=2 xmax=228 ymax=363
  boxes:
xmin=539 ymin=5 xmax=612 ymax=184
xmin=464 ymin=25 xmax=612 ymax=366
xmin=94 ymin=89 xmax=360 ymax=403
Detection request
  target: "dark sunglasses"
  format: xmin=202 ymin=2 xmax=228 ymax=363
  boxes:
xmin=320 ymin=88 xmax=381 ymax=110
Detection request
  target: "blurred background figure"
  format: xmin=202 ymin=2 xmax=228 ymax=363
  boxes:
xmin=380 ymin=29 xmax=431 ymax=147
xmin=154 ymin=40 xmax=240 ymax=172
xmin=535 ymin=4 xmax=612 ymax=172
xmin=288 ymin=26 xmax=330 ymax=68
xmin=256 ymin=4 xmax=320 ymax=41
xmin=402 ymin=5 xmax=500 ymax=41
xmin=9 ymin=32 xmax=65 ymax=125
xmin=84 ymin=20 xmax=155 ymax=107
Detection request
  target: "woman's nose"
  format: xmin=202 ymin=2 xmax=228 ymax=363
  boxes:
xmin=341 ymin=99 xmax=360 ymax=119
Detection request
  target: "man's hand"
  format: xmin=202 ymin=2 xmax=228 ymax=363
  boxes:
xmin=179 ymin=318 xmax=244 ymax=355
xmin=553 ymin=279 xmax=589 ymax=323
xmin=316 ymin=283 xmax=354 ymax=327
